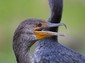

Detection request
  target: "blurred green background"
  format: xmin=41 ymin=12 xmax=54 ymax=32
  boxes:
xmin=0 ymin=0 xmax=85 ymax=63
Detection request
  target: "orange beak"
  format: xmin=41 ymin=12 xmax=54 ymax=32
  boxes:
xmin=34 ymin=31 xmax=64 ymax=40
xmin=34 ymin=22 xmax=66 ymax=40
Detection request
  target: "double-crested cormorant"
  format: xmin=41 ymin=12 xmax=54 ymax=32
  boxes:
xmin=13 ymin=0 xmax=85 ymax=63
xmin=13 ymin=18 xmax=65 ymax=63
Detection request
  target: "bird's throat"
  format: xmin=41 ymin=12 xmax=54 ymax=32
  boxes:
xmin=35 ymin=37 xmax=58 ymax=49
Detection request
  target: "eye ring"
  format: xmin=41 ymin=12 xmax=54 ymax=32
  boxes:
xmin=36 ymin=23 xmax=42 ymax=27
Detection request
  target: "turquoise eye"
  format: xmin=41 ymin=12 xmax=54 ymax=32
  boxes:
xmin=37 ymin=23 xmax=42 ymax=27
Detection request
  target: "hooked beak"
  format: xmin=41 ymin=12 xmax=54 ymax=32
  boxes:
xmin=34 ymin=22 xmax=66 ymax=40
xmin=47 ymin=23 xmax=67 ymax=29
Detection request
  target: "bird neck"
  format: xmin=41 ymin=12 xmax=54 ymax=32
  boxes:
xmin=13 ymin=35 xmax=32 ymax=63
xmin=35 ymin=37 xmax=58 ymax=48
xmin=48 ymin=0 xmax=63 ymax=32
xmin=48 ymin=0 xmax=63 ymax=23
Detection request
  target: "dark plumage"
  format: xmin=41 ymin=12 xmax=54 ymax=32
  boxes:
xmin=34 ymin=37 xmax=85 ymax=63
xmin=13 ymin=0 xmax=85 ymax=63
xmin=48 ymin=0 xmax=63 ymax=32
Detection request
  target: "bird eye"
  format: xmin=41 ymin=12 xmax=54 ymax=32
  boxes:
xmin=36 ymin=23 xmax=42 ymax=27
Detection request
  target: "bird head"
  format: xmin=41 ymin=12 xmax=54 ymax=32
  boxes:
xmin=13 ymin=18 xmax=66 ymax=47
xmin=33 ymin=20 xmax=66 ymax=40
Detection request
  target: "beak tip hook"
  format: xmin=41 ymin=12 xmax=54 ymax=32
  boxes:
xmin=61 ymin=23 xmax=67 ymax=29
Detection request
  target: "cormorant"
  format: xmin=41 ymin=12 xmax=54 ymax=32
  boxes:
xmin=13 ymin=18 xmax=65 ymax=63
xmin=13 ymin=0 xmax=85 ymax=63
